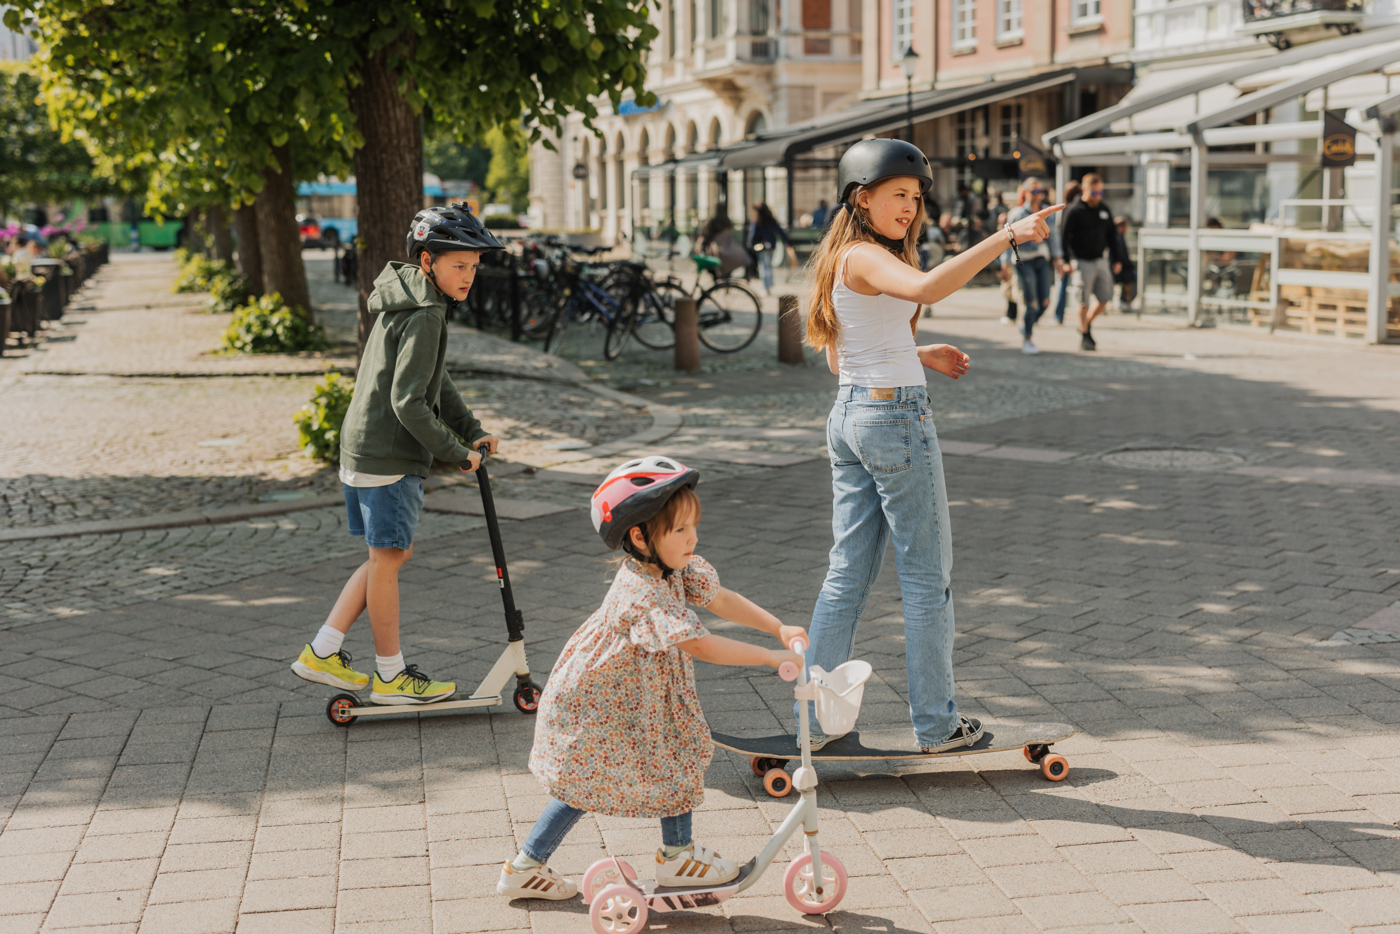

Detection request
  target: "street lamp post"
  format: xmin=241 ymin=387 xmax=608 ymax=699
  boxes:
xmin=900 ymin=47 xmax=920 ymax=144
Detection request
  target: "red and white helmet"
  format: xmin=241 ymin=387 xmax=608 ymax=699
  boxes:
xmin=591 ymin=455 xmax=699 ymax=551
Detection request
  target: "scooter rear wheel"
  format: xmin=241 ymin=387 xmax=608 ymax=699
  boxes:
xmin=326 ymin=694 xmax=358 ymax=727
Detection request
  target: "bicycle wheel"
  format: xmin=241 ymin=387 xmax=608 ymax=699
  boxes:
xmin=603 ymin=309 xmax=632 ymax=360
xmin=697 ymin=281 xmax=762 ymax=353
xmin=543 ymin=300 xmax=574 ymax=354
xmin=520 ymin=282 xmax=562 ymax=340
xmin=631 ymin=280 xmax=683 ymax=350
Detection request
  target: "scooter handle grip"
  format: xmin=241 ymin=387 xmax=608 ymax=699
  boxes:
xmin=789 ymin=637 xmax=808 ymax=654
xmin=779 ymin=660 xmax=799 ymax=682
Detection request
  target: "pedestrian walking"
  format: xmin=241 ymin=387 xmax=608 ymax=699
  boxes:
xmin=1113 ymin=215 xmax=1137 ymax=313
xmin=289 ymin=204 xmax=501 ymax=706
xmin=745 ymin=202 xmax=797 ymax=295
xmin=497 ymin=457 xmax=803 ymax=901
xmin=811 ymin=199 xmax=832 ymax=228
xmin=802 ymin=138 xmax=1061 ymax=753
xmin=1060 ymin=173 xmax=1130 ymax=350
xmin=1000 ymin=177 xmax=1061 ymax=354
xmin=697 ymin=212 xmax=748 ymax=279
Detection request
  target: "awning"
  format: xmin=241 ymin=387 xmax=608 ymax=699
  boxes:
xmin=716 ymin=67 xmax=1124 ymax=170
xmin=630 ymin=150 xmax=722 ymax=178
xmin=1045 ymin=24 xmax=1400 ymax=147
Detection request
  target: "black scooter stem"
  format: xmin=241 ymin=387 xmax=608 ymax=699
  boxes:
xmin=474 ymin=455 xmax=525 ymax=642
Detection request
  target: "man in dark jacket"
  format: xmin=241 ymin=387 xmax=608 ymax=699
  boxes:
xmin=1060 ymin=173 xmax=1130 ymax=350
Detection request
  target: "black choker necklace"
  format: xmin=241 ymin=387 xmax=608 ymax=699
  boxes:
xmin=872 ymin=232 xmax=905 ymax=252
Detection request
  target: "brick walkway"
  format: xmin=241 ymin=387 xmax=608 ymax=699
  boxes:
xmin=2 ymin=275 xmax=1399 ymax=932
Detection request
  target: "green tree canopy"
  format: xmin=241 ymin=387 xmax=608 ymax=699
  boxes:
xmin=484 ymin=126 xmax=529 ymax=213
xmin=0 ymin=64 xmax=114 ymax=216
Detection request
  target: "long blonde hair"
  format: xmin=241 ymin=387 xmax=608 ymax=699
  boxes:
xmin=805 ymin=182 xmax=925 ymax=351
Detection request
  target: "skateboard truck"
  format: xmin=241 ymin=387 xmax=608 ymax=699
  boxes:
xmin=324 ymin=445 xmax=544 ymax=725
xmin=579 ymin=637 xmax=849 ymax=933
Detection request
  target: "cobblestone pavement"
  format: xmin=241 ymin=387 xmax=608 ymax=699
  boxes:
xmin=2 ymin=269 xmax=1400 ymax=932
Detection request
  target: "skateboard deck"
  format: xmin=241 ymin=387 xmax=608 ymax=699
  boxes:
xmin=712 ymin=722 xmax=1073 ymax=762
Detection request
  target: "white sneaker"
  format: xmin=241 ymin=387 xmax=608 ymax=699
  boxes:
xmin=655 ymin=844 xmax=739 ymax=887
xmin=496 ymin=861 xmax=578 ymax=900
xmin=998 ymin=315 xmax=1012 ymax=325
xmin=1021 ymin=339 xmax=1039 ymax=355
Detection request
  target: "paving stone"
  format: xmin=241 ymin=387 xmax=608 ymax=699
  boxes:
xmin=57 ymin=859 xmax=161 ymax=896
xmin=240 ymin=876 xmax=338 ymax=913
xmin=136 ymin=896 xmax=239 ymax=934
xmin=1124 ymin=900 xmax=1244 ymax=934
xmin=43 ymin=889 xmax=147 ymax=929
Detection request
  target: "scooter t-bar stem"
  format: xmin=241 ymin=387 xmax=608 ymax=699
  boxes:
xmin=470 ymin=444 xmax=525 ymax=642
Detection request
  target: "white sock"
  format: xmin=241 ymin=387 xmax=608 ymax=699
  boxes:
xmin=511 ymin=852 xmax=542 ymax=871
xmin=310 ymin=625 xmax=345 ymax=658
xmin=376 ymin=653 xmax=405 ymax=682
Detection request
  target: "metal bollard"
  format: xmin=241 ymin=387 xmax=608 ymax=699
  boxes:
xmin=777 ymin=294 xmax=803 ymax=364
xmin=674 ymin=297 xmax=701 ymax=372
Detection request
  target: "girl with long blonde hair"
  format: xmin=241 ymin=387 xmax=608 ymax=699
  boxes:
xmin=799 ymin=139 xmax=1061 ymax=754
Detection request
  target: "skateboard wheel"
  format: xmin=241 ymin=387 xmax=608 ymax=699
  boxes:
xmin=513 ymin=682 xmax=542 ymax=714
xmin=1040 ymin=754 xmax=1069 ymax=782
xmin=764 ymin=767 xmax=792 ymax=797
xmin=581 ymin=858 xmax=637 ymax=906
xmin=589 ymin=883 xmax=647 ymax=934
xmin=783 ymin=851 xmax=847 ymax=915
xmin=750 ymin=756 xmax=767 ymax=777
xmin=1024 ymin=743 xmax=1048 ymax=763
xmin=326 ymin=694 xmax=358 ymax=727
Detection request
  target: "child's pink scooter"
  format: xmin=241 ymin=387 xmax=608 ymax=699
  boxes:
xmin=579 ymin=638 xmax=855 ymax=933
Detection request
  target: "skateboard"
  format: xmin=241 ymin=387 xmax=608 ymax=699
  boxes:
xmin=712 ymin=722 xmax=1074 ymax=796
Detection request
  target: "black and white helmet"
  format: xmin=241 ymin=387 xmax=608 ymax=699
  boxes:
xmin=406 ymin=202 xmax=504 ymax=259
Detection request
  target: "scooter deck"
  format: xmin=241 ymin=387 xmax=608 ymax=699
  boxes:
xmin=712 ymin=722 xmax=1073 ymax=761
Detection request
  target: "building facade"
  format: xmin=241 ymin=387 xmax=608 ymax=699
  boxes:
xmin=528 ymin=0 xmax=865 ymax=241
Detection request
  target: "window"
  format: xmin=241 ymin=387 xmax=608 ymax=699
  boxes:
xmin=892 ymin=0 xmax=913 ymax=57
xmin=998 ymin=102 xmax=1022 ymax=157
xmin=668 ymin=0 xmax=677 ymax=56
xmin=996 ymin=0 xmax=1022 ymax=40
xmin=955 ymin=110 xmax=975 ymax=161
xmin=709 ymin=0 xmax=728 ymax=37
xmin=952 ymin=0 xmax=976 ymax=50
xmin=1072 ymin=0 xmax=1099 ymax=22
xmin=751 ymin=0 xmax=770 ymax=34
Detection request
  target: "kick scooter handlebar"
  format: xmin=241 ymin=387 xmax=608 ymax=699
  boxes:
xmin=779 ymin=637 xmax=807 ymax=681
xmin=460 ymin=444 xmax=491 ymax=472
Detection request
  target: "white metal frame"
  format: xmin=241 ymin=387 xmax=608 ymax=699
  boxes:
xmin=337 ymin=640 xmax=531 ymax=719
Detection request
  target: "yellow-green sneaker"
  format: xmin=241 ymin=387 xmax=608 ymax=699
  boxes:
xmin=371 ymin=664 xmax=457 ymax=705
xmin=291 ymin=645 xmax=369 ymax=691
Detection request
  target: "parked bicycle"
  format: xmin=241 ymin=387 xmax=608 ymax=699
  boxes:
xmin=617 ymin=254 xmax=764 ymax=354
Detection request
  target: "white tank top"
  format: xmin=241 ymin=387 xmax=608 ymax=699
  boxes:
xmin=832 ymin=245 xmax=926 ymax=388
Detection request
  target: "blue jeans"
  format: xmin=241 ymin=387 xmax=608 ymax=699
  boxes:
xmin=798 ymin=385 xmax=959 ymax=747
xmin=1053 ymin=265 xmax=1069 ymax=324
xmin=1016 ymin=256 xmax=1052 ymax=339
xmin=756 ymin=250 xmax=774 ymax=291
xmin=522 ymin=798 xmax=692 ymax=864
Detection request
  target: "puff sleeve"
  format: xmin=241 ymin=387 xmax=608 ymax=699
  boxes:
xmin=681 ymin=555 xmax=720 ymax=608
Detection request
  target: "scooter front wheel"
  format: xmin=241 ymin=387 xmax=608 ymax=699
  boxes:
xmin=589 ymin=883 xmax=648 ymax=934
xmin=581 ymin=858 xmax=638 ymax=905
xmin=783 ymin=851 xmax=847 ymax=915
xmin=513 ymin=682 xmax=543 ymax=714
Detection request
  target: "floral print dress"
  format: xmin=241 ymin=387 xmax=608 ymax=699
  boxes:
xmin=529 ymin=555 xmax=721 ymax=818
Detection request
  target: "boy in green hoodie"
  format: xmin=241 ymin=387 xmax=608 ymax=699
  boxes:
xmin=290 ymin=204 xmax=506 ymax=705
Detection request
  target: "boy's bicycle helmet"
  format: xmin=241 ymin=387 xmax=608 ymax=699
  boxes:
xmin=591 ymin=456 xmax=699 ymax=572
xmin=406 ymin=202 xmax=505 ymax=259
xmin=836 ymin=139 xmax=933 ymax=206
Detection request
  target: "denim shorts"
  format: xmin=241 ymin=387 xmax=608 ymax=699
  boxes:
xmin=344 ymin=476 xmax=423 ymax=550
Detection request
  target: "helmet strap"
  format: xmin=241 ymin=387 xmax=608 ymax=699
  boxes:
xmin=843 ymin=200 xmax=908 ymax=254
xmin=623 ymin=526 xmax=676 ymax=579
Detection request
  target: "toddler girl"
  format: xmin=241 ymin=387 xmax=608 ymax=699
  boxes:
xmin=496 ymin=455 xmax=804 ymax=900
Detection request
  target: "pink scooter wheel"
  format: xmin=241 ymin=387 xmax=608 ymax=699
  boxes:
xmin=590 ymin=883 xmax=648 ymax=934
xmin=581 ymin=858 xmax=637 ymax=906
xmin=783 ymin=851 xmax=848 ymax=915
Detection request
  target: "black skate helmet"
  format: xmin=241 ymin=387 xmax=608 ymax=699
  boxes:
xmin=406 ymin=202 xmax=504 ymax=259
xmin=836 ymin=139 xmax=933 ymax=207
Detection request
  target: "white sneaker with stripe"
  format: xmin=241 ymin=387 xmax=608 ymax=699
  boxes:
xmin=655 ymin=843 xmax=739 ymax=887
xmin=496 ymin=861 xmax=578 ymax=900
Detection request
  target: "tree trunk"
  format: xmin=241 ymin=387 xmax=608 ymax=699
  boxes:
xmin=233 ymin=202 xmax=263 ymax=294
xmin=182 ymin=208 xmax=203 ymax=253
xmin=255 ymin=144 xmax=312 ymax=317
xmin=349 ymin=43 xmax=423 ymax=365
xmin=207 ymin=204 xmax=234 ymax=264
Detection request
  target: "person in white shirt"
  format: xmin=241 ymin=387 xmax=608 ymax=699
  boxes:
xmin=801 ymin=138 xmax=1060 ymax=753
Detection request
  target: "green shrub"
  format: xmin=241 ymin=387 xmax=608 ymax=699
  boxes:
xmin=295 ymin=371 xmax=355 ymax=464
xmin=173 ymin=250 xmax=232 ymax=293
xmin=206 ymin=269 xmax=252 ymax=314
xmin=220 ymin=293 xmax=327 ymax=354
xmin=482 ymin=213 xmax=520 ymax=229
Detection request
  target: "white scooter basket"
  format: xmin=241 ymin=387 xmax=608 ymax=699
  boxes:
xmin=806 ymin=660 xmax=873 ymax=737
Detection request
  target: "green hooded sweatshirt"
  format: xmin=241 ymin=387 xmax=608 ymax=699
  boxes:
xmin=339 ymin=261 xmax=486 ymax=477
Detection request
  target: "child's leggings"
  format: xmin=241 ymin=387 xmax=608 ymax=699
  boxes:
xmin=523 ymin=798 xmax=692 ymax=864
